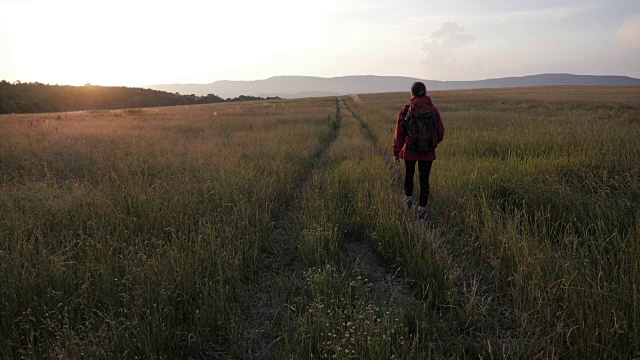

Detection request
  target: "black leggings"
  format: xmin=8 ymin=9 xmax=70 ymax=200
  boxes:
xmin=404 ymin=160 xmax=433 ymax=207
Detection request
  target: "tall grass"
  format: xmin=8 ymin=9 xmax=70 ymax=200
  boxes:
xmin=344 ymin=86 xmax=640 ymax=358
xmin=0 ymin=99 xmax=336 ymax=358
xmin=2 ymin=86 xmax=638 ymax=358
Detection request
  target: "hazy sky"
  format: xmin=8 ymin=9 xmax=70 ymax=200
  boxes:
xmin=1 ymin=0 xmax=639 ymax=86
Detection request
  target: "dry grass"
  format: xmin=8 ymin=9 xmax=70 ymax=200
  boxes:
xmin=1 ymin=86 xmax=639 ymax=359
xmin=0 ymin=98 xmax=337 ymax=358
xmin=344 ymin=86 xmax=640 ymax=358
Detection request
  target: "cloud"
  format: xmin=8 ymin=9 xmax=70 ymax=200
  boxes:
xmin=617 ymin=15 xmax=640 ymax=49
xmin=419 ymin=22 xmax=476 ymax=80
xmin=421 ymin=22 xmax=475 ymax=50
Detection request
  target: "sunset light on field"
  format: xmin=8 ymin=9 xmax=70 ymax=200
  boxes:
xmin=2 ymin=0 xmax=640 ymax=357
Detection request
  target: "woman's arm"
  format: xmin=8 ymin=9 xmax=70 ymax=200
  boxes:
xmin=393 ymin=105 xmax=409 ymax=157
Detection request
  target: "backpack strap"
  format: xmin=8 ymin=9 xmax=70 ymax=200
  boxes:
xmin=401 ymin=104 xmax=411 ymax=120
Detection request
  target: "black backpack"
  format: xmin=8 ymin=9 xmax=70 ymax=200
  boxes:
xmin=404 ymin=102 xmax=438 ymax=153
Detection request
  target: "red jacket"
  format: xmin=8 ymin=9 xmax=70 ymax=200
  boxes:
xmin=393 ymin=96 xmax=444 ymax=161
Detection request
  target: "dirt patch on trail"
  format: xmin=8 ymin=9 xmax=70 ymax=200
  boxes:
xmin=342 ymin=236 xmax=418 ymax=312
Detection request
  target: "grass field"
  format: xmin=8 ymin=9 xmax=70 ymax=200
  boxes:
xmin=1 ymin=86 xmax=639 ymax=359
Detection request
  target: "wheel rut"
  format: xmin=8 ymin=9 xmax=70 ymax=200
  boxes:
xmin=240 ymin=98 xmax=342 ymax=360
xmin=335 ymin=98 xmax=420 ymax=317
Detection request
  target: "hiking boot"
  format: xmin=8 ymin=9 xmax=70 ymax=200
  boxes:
xmin=417 ymin=206 xmax=427 ymax=220
xmin=405 ymin=196 xmax=413 ymax=209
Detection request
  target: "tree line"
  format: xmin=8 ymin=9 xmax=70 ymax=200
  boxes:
xmin=0 ymin=80 xmax=280 ymax=114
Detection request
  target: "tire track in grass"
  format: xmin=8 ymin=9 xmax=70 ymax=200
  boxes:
xmin=240 ymin=98 xmax=342 ymax=360
xmin=335 ymin=99 xmax=420 ymax=315
xmin=284 ymin=97 xmax=437 ymax=359
xmin=340 ymin=99 xmax=413 ymax=217
xmin=340 ymin=96 xmax=519 ymax=357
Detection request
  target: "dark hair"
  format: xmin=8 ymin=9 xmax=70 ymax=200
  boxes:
xmin=411 ymin=82 xmax=427 ymax=97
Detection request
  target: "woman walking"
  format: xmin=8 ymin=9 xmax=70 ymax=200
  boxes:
xmin=393 ymin=82 xmax=445 ymax=220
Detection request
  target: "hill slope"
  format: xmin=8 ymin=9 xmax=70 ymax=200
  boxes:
xmin=148 ymin=73 xmax=640 ymax=98
xmin=0 ymin=81 xmax=279 ymax=114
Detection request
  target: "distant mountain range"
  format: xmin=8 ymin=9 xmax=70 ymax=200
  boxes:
xmin=148 ymin=73 xmax=640 ymax=99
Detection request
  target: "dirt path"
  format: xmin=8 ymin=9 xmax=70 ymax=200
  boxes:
xmin=240 ymin=98 xmax=342 ymax=360
xmin=242 ymin=97 xmax=516 ymax=358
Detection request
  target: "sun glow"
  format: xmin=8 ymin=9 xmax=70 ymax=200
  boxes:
xmin=2 ymin=0 xmax=335 ymax=86
xmin=3 ymin=0 xmax=639 ymax=86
